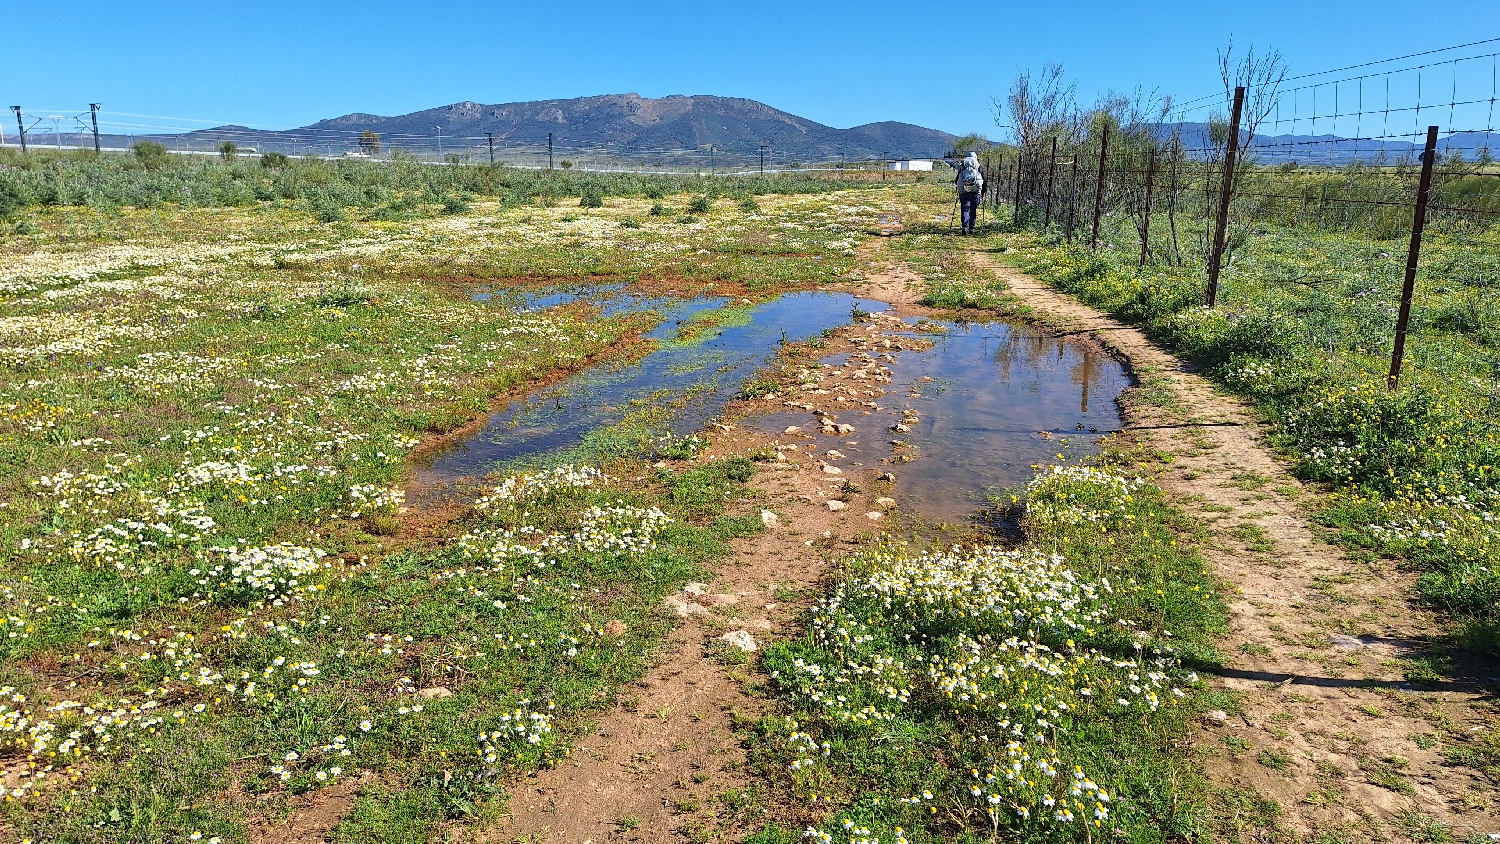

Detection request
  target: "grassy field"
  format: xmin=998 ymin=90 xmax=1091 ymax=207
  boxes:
xmin=996 ymin=207 xmax=1500 ymax=647
xmin=7 ymin=156 xmax=1491 ymax=842
xmin=0 ymin=183 xmax=883 ymax=842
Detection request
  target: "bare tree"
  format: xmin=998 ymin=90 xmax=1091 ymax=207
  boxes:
xmin=1207 ymin=42 xmax=1288 ymax=275
xmin=995 ymin=63 xmax=1081 ymax=224
xmin=997 ymin=62 xmax=1078 ymax=152
xmin=1088 ymin=88 xmax=1175 ymax=263
xmin=1218 ymin=41 xmax=1288 ymax=147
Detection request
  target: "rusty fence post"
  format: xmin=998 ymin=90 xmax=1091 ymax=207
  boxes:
xmin=1388 ymin=125 xmax=1440 ymax=391
xmin=1206 ymin=86 xmax=1246 ymax=307
xmin=1090 ymin=126 xmax=1109 ymax=249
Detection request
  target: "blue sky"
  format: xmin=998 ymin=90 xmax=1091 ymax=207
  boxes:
xmin=3 ymin=2 xmax=1495 ymax=137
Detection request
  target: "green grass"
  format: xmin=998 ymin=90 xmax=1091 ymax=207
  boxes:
xmin=994 ymin=204 xmax=1500 ymax=638
xmin=747 ymin=449 xmax=1228 ymax=842
xmin=0 ymin=186 xmax=893 ymax=841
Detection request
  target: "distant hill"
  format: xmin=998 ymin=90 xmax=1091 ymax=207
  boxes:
xmin=122 ymin=94 xmax=959 ymax=165
xmin=1166 ymin=123 xmax=1494 ymax=165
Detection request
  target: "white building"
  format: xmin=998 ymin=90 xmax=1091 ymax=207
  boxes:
xmin=888 ymin=159 xmax=933 ymax=171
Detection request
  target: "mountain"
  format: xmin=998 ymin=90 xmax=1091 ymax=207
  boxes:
xmin=137 ymin=94 xmax=958 ymax=165
xmin=1166 ymin=123 xmax=1494 ymax=165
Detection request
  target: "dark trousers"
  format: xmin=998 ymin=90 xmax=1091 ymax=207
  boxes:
xmin=959 ymin=191 xmax=980 ymax=232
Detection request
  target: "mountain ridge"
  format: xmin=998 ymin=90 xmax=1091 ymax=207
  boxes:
xmin=170 ymin=93 xmax=959 ymax=162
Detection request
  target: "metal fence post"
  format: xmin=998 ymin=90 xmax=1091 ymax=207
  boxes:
xmin=1090 ymin=126 xmax=1109 ymax=249
xmin=1206 ymin=86 xmax=1246 ymax=307
xmin=1387 ymin=125 xmax=1440 ymax=391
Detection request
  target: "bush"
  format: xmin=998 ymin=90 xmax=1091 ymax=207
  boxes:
xmin=440 ymin=194 xmax=470 ymax=215
xmin=132 ymin=141 xmax=169 ymax=170
xmin=306 ymin=193 xmax=346 ymax=223
xmin=0 ymin=179 xmax=21 ymax=219
xmin=688 ymin=195 xmax=712 ymax=214
xmin=579 ymin=192 xmax=603 ymax=208
xmin=738 ymin=196 xmax=760 ymax=213
xmin=260 ymin=152 xmax=288 ymax=169
xmin=648 ymin=203 xmax=667 ymax=217
xmin=218 ymin=141 xmax=238 ymax=161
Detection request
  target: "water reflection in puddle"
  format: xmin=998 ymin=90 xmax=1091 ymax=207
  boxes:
xmin=747 ymin=320 xmax=1129 ymax=522
xmin=412 ymin=291 xmax=889 ymax=495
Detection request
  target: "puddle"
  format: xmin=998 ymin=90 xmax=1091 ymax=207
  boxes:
xmin=413 ymin=291 xmax=889 ymax=495
xmin=747 ymin=319 xmax=1129 ymax=522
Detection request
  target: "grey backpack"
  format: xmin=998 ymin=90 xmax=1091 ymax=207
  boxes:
xmin=959 ymin=164 xmax=982 ymax=193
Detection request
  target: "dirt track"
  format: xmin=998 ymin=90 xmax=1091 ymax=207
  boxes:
xmin=969 ymin=247 xmax=1500 ymax=841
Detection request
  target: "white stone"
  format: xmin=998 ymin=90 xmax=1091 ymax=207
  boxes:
xmin=827 ymin=500 xmax=846 ymax=511
xmin=820 ymin=463 xmax=843 ymax=475
xmin=720 ymin=630 xmax=758 ymax=652
xmin=760 ymin=509 xmax=778 ymax=527
xmin=865 ymin=511 xmax=883 ymax=520
xmin=876 ymin=497 xmax=896 ymax=507
xmin=664 ymin=595 xmax=709 ymax=617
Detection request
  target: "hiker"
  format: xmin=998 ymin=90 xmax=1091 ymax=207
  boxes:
xmin=951 ymin=151 xmax=984 ymax=235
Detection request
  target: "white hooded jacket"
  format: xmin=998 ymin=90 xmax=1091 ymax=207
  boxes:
xmin=955 ymin=152 xmax=984 ymax=195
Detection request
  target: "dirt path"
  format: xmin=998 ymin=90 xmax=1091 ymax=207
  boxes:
xmin=968 ymin=247 xmax=1500 ymax=842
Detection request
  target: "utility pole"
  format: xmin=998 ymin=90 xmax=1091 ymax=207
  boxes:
xmin=548 ymin=133 xmax=553 ymax=170
xmin=10 ymin=107 xmax=25 ymax=153
xmin=486 ymin=132 xmax=494 ymax=165
xmin=1206 ymin=86 xmax=1246 ymax=307
xmin=759 ymin=144 xmax=767 ymax=175
xmin=89 ymin=103 xmax=101 ymax=153
xmin=1090 ymin=126 xmax=1109 ymax=249
xmin=1388 ymin=125 xmax=1440 ymax=391
xmin=435 ymin=126 xmax=443 ymax=160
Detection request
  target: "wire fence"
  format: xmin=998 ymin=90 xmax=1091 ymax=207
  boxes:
xmin=967 ymin=38 xmax=1500 ymax=391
